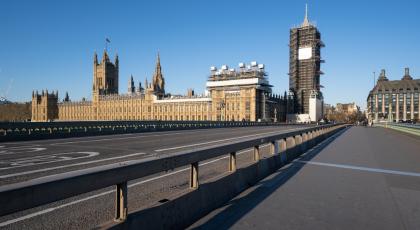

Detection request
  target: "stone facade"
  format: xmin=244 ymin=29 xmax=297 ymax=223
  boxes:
xmin=289 ymin=5 xmax=324 ymax=114
xmin=367 ymin=68 xmax=420 ymax=122
xmin=31 ymin=52 xmax=289 ymax=122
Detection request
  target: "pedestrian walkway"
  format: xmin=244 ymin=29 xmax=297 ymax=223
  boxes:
xmin=189 ymin=126 xmax=420 ymax=230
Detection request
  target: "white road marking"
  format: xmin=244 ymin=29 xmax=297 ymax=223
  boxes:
xmin=0 ymin=127 xmax=297 ymax=226
xmin=0 ymin=147 xmax=258 ymax=227
xmin=43 ymin=125 xmax=282 ymax=146
xmin=0 ymin=152 xmax=100 ymax=170
xmin=48 ymin=128 xmax=243 ymax=146
xmin=296 ymin=160 xmax=420 ymax=177
xmin=0 ymin=152 xmax=147 ymax=179
xmin=0 ymin=147 xmax=47 ymax=156
xmin=154 ymin=128 xmax=301 ymax=152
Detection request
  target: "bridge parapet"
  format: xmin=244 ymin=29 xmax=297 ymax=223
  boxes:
xmin=0 ymin=121 xmax=301 ymax=142
xmin=375 ymin=122 xmax=420 ymax=136
xmin=0 ymin=123 xmax=348 ymax=228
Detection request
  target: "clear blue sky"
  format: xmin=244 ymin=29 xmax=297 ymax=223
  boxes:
xmin=1 ymin=0 xmax=419 ymax=109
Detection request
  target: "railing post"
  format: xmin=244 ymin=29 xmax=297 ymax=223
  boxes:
xmin=115 ymin=182 xmax=128 ymax=222
xmin=279 ymin=138 xmax=287 ymax=163
xmin=190 ymin=162 xmax=199 ymax=189
xmin=253 ymin=145 xmax=260 ymax=162
xmin=229 ymin=152 xmax=236 ymax=172
xmin=270 ymin=141 xmax=278 ymax=155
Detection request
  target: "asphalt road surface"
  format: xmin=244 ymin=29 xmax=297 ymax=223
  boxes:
xmin=0 ymin=125 xmax=311 ymax=229
xmin=190 ymin=126 xmax=420 ymax=230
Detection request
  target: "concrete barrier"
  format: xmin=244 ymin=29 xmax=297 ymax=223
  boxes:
xmin=104 ymin=124 xmax=347 ymax=229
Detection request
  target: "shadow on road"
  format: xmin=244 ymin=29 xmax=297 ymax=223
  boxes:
xmin=191 ymin=126 xmax=351 ymax=230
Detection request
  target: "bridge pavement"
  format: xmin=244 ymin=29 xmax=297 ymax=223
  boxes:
xmin=190 ymin=126 xmax=420 ymax=230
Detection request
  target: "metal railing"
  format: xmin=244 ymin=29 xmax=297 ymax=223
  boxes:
xmin=376 ymin=122 xmax=420 ymax=136
xmin=0 ymin=124 xmax=343 ymax=222
xmin=0 ymin=120 xmax=300 ymax=142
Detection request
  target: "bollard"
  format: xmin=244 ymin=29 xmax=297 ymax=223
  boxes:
xmin=190 ymin=162 xmax=199 ymax=189
xmin=270 ymin=141 xmax=278 ymax=155
xmin=287 ymin=136 xmax=296 ymax=158
xmin=229 ymin=152 xmax=237 ymax=172
xmin=115 ymin=182 xmax=128 ymax=222
xmin=279 ymin=138 xmax=287 ymax=163
xmin=253 ymin=145 xmax=260 ymax=162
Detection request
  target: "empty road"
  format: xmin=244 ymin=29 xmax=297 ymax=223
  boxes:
xmin=0 ymin=125 xmax=311 ymax=229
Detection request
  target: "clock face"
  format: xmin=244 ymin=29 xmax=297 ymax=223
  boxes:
xmin=298 ymin=47 xmax=312 ymax=60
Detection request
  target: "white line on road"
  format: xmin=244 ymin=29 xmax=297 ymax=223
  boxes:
xmin=47 ymin=128 xmax=248 ymax=146
xmin=154 ymin=128 xmax=300 ymax=152
xmin=0 ymin=147 xmax=47 ymax=156
xmin=0 ymin=147 xmax=258 ymax=227
xmin=296 ymin=160 xmax=420 ymax=177
xmin=0 ymin=152 xmax=147 ymax=179
xmin=0 ymin=152 xmax=100 ymax=170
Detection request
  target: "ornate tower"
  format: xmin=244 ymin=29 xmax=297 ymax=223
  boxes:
xmin=31 ymin=90 xmax=58 ymax=121
xmin=152 ymin=52 xmax=165 ymax=98
xmin=128 ymin=75 xmax=135 ymax=94
xmin=93 ymin=50 xmax=119 ymax=101
xmin=289 ymin=5 xmax=324 ymax=114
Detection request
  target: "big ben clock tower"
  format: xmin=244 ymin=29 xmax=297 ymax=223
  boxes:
xmin=289 ymin=4 xmax=324 ymax=115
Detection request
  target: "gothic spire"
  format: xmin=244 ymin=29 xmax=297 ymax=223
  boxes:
xmin=94 ymin=51 xmax=98 ymax=64
xmin=102 ymin=49 xmax=109 ymax=62
xmin=156 ymin=51 xmax=161 ymax=71
xmin=152 ymin=51 xmax=165 ymax=94
xmin=115 ymin=53 xmax=119 ymax=67
xmin=302 ymin=4 xmax=310 ymax=27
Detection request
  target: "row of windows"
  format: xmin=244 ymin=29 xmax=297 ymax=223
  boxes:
xmin=95 ymin=114 xmax=210 ymax=121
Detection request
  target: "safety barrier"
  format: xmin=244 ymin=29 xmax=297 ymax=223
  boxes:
xmin=0 ymin=120 xmax=300 ymax=142
xmin=0 ymin=123 xmax=347 ymax=229
xmin=375 ymin=122 xmax=420 ymax=136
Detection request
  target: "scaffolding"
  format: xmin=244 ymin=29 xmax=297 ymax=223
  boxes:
xmin=289 ymin=23 xmax=324 ymax=114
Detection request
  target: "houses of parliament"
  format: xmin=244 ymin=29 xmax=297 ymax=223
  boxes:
xmin=31 ymin=51 xmax=291 ymax=122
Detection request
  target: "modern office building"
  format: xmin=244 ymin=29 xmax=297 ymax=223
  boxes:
xmin=367 ymin=68 xmax=420 ymax=122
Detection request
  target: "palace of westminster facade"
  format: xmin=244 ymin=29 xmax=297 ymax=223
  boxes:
xmin=31 ymin=51 xmax=291 ymax=122
xmin=31 ymin=7 xmax=325 ymax=123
